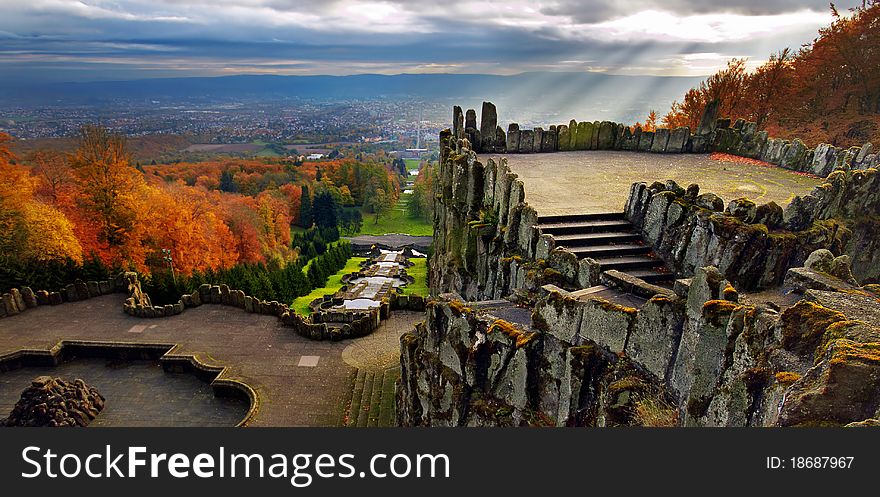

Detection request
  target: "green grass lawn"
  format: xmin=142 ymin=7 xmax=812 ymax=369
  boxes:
xmin=404 ymin=158 xmax=422 ymax=173
xmin=402 ymin=257 xmax=428 ymax=296
xmin=357 ymin=193 xmax=432 ymax=236
xmin=291 ymin=257 xmax=368 ymax=315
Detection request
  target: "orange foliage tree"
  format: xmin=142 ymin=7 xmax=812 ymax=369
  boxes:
xmin=665 ymin=2 xmax=880 ymax=146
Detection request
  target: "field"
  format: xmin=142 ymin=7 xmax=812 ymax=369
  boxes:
xmin=404 ymin=158 xmax=422 ymax=172
xmin=358 ymin=195 xmax=432 ymax=236
xmin=402 ymin=258 xmax=428 ymax=296
xmin=291 ymin=257 xmax=368 ymax=315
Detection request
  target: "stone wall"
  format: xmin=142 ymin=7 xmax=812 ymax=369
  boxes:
xmin=455 ymin=101 xmax=879 ymax=176
xmin=398 ymin=256 xmax=880 ymax=427
xmin=120 ymin=273 xmax=406 ymax=342
xmin=625 ymin=167 xmax=880 ymax=287
xmin=624 ymin=181 xmax=848 ymax=290
xmin=1 ymin=274 xmax=127 ymax=320
xmin=431 ymin=131 xmax=600 ymax=302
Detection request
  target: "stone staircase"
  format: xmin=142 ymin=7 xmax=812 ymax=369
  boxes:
xmin=536 ymin=212 xmax=675 ymax=285
xmin=339 ymin=367 xmax=399 ymax=427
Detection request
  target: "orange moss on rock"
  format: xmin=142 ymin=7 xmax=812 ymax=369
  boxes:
xmin=828 ymin=340 xmax=880 ymax=366
xmin=780 ymin=301 xmax=847 ymax=355
xmin=775 ymin=371 xmax=802 ymax=385
xmin=488 ymin=319 xmax=537 ymax=348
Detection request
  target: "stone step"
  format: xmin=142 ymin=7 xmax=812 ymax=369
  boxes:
xmin=537 ymin=219 xmax=633 ymax=235
xmin=367 ymin=369 xmax=384 ymax=427
xmin=601 ymin=269 xmax=676 ymax=299
xmin=376 ymin=368 xmax=399 ymax=427
xmin=592 ymin=255 xmax=666 ymax=271
xmin=344 ymin=369 xmax=368 ymax=427
xmin=625 ymin=269 xmax=677 ymax=284
xmin=338 ymin=368 xmax=359 ymax=427
xmin=553 ymin=232 xmax=642 ymax=247
xmin=567 ymin=243 xmax=651 ymax=258
xmin=356 ymin=372 xmax=376 ymax=427
xmin=537 ymin=212 xmax=626 ymax=224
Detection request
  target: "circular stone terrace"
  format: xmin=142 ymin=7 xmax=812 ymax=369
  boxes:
xmin=481 ymin=151 xmax=821 ymax=216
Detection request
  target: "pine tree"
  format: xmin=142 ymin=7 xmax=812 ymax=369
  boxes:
xmin=299 ymin=185 xmax=313 ymax=228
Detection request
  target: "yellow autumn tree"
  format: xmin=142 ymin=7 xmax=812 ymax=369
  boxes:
xmin=0 ymin=133 xmax=83 ymax=265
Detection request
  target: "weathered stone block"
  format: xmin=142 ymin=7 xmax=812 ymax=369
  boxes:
xmin=651 ymin=128 xmax=670 ymax=153
xmin=578 ymin=298 xmax=637 ymax=353
xmin=20 ymin=287 xmax=37 ymax=308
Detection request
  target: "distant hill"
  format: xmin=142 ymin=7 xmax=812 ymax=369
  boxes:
xmin=0 ymin=72 xmax=703 ymax=125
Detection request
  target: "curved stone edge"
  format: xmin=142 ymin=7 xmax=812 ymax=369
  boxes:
xmin=458 ymin=101 xmax=880 ymax=176
xmin=0 ymin=340 xmax=259 ymax=428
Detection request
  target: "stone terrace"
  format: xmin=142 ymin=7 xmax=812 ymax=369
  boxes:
xmin=483 ymin=151 xmax=821 ymax=216
xmin=0 ymin=295 xmax=421 ymax=427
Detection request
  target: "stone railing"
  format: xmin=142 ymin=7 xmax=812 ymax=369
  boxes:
xmin=454 ymin=101 xmax=879 ymax=176
xmin=120 ymin=272 xmax=419 ymax=342
xmin=624 ymin=181 xmax=848 ymax=290
xmin=625 ymin=165 xmax=880 ymax=287
xmin=1 ymin=274 xmax=128 ymax=320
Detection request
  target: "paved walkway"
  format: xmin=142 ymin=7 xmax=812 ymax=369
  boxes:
xmin=0 ymin=295 xmax=422 ymax=427
xmin=484 ymin=151 xmax=820 ymax=216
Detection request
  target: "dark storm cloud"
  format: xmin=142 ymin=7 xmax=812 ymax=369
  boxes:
xmin=0 ymin=0 xmax=857 ymax=82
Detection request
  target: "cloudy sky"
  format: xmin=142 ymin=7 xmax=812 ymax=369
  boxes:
xmin=0 ymin=0 xmax=857 ymax=83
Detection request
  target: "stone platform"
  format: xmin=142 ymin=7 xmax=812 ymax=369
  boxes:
xmin=483 ymin=151 xmax=820 ymax=216
xmin=0 ymin=295 xmax=422 ymax=426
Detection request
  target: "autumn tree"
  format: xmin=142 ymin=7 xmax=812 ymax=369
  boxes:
xmin=28 ymin=150 xmax=73 ymax=205
xmin=67 ymin=126 xmax=145 ymax=265
xmin=362 ymin=180 xmax=392 ymax=225
xmin=0 ymin=134 xmax=83 ymax=267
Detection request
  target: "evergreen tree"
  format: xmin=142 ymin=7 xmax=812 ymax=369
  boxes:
xmin=219 ymin=169 xmax=237 ymax=192
xmin=299 ymin=184 xmax=313 ymax=228
xmin=312 ymin=191 xmax=338 ymax=229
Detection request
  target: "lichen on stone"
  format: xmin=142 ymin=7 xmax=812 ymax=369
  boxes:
xmin=487 ymin=319 xmax=537 ymax=348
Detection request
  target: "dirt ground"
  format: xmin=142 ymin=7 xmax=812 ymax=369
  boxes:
xmin=481 ymin=151 xmax=821 ymax=216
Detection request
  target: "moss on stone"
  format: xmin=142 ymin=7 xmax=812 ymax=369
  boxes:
xmin=722 ymin=283 xmax=739 ymax=301
xmin=591 ymin=297 xmax=638 ymax=316
xmin=608 ymin=376 xmax=648 ymax=394
xmin=775 ymin=371 xmax=802 ymax=385
xmin=488 ymin=318 xmax=537 ymax=348
xmin=780 ymin=300 xmax=847 ymax=354
xmin=447 ymin=300 xmax=471 ymax=316
xmin=828 ymin=340 xmax=880 ymax=366
xmin=702 ymin=299 xmax=740 ymax=326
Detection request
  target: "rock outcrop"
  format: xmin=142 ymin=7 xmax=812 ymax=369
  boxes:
xmin=624 ymin=180 xmax=850 ymax=290
xmin=431 ymin=132 xmax=600 ymax=302
xmin=400 ymin=252 xmax=880 ymax=427
xmin=2 ymin=376 xmax=105 ymax=427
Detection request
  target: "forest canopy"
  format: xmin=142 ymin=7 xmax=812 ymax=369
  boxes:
xmin=658 ymin=1 xmax=880 ymax=148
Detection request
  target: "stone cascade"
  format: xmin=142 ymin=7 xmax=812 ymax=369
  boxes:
xmin=453 ymin=101 xmax=879 ymax=178
xmin=119 ymin=271 xmax=390 ymax=341
xmin=624 ymin=176 xmax=877 ymax=289
xmin=536 ymin=212 xmax=674 ymax=286
xmin=398 ymin=253 xmax=880 ymax=427
xmin=308 ymin=248 xmax=428 ymax=327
